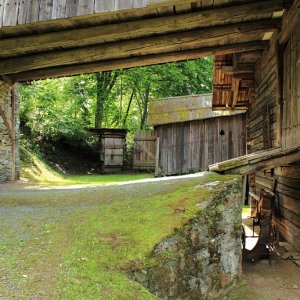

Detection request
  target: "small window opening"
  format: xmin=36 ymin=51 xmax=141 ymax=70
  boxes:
xmin=219 ymin=130 xmax=225 ymax=136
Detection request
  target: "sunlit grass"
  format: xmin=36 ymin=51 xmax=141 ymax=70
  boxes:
xmin=20 ymin=145 xmax=152 ymax=186
xmin=0 ymin=172 xmax=238 ymax=299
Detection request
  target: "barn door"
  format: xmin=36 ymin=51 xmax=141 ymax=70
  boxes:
xmin=133 ymin=131 xmax=157 ymax=170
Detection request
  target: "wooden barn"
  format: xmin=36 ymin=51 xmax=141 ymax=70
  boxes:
xmin=209 ymin=8 xmax=300 ymax=251
xmin=147 ymin=94 xmax=246 ymax=176
xmin=89 ymin=128 xmax=127 ymax=173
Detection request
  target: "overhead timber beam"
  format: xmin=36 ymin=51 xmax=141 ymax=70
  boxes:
xmin=0 ymin=0 xmax=286 ymax=59
xmin=10 ymin=41 xmax=269 ymax=82
xmin=0 ymin=19 xmax=278 ymax=76
xmin=279 ymin=0 xmax=300 ymax=44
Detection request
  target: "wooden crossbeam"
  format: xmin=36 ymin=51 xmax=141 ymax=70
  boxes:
xmin=10 ymin=41 xmax=269 ymax=82
xmin=0 ymin=107 xmax=13 ymax=142
xmin=209 ymin=145 xmax=300 ymax=175
xmin=279 ymin=0 xmax=300 ymax=44
xmin=220 ymin=64 xmax=255 ymax=74
xmin=0 ymin=19 xmax=278 ymax=76
xmin=0 ymin=0 xmax=286 ymax=59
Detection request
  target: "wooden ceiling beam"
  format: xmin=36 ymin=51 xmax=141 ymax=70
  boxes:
xmin=220 ymin=64 xmax=255 ymax=74
xmin=279 ymin=0 xmax=300 ymax=44
xmin=0 ymin=19 xmax=278 ymax=75
xmin=0 ymin=0 xmax=286 ymax=59
xmin=10 ymin=41 xmax=269 ymax=82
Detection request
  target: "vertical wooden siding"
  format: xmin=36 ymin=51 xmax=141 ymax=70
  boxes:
xmin=0 ymin=0 xmax=147 ymax=26
xmin=156 ymin=114 xmax=246 ymax=176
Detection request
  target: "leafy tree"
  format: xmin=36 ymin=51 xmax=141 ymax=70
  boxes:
xmin=19 ymin=57 xmax=213 ymax=146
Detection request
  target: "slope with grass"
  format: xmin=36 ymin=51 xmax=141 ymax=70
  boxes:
xmin=0 ymin=172 xmax=237 ymax=299
xmin=20 ymin=145 xmax=151 ymax=186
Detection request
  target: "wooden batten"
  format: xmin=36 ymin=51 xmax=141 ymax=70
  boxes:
xmin=11 ymin=41 xmax=269 ymax=82
xmin=0 ymin=0 xmax=287 ymax=59
xmin=209 ymin=146 xmax=300 ymax=175
xmin=0 ymin=19 xmax=278 ymax=76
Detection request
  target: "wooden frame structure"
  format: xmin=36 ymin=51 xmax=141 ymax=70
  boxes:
xmin=0 ymin=0 xmax=291 ymax=82
xmin=148 ymin=94 xmax=246 ymax=176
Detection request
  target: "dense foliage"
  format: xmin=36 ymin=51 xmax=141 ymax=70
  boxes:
xmin=19 ymin=58 xmax=213 ymax=148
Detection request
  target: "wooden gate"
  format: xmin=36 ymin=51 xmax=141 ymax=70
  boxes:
xmin=133 ymin=131 xmax=157 ymax=170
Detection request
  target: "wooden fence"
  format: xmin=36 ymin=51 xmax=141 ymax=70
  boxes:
xmin=133 ymin=131 xmax=157 ymax=170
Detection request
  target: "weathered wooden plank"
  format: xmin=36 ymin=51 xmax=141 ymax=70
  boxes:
xmin=10 ymin=41 xmax=269 ymax=82
xmin=0 ymin=1 xmax=283 ymax=59
xmin=273 ymin=217 xmax=300 ymax=250
xmin=52 ymin=0 xmax=67 ymax=19
xmin=278 ymin=193 xmax=300 ymax=216
xmin=209 ymin=145 xmax=300 ymax=174
xmin=65 ymin=0 xmax=79 ymax=18
xmin=3 ymin=0 xmax=19 ymax=26
xmin=26 ymin=0 xmax=40 ymax=23
xmin=275 ymin=166 xmax=300 ymax=179
xmin=231 ymin=77 xmax=241 ymax=109
xmin=39 ymin=0 xmax=54 ymax=22
xmin=17 ymin=0 xmax=29 ymax=25
xmin=77 ymin=0 xmax=95 ymax=16
xmin=0 ymin=20 xmax=276 ymax=76
xmin=0 ymin=0 xmax=4 ymax=27
xmin=95 ymin=0 xmax=115 ymax=13
xmin=279 ymin=0 xmax=300 ymax=44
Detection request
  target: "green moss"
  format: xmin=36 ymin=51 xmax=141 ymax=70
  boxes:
xmin=0 ymin=172 xmax=240 ymax=299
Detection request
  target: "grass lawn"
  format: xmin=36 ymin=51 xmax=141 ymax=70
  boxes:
xmin=20 ymin=146 xmax=152 ymax=186
xmin=0 ymin=172 xmax=237 ymax=299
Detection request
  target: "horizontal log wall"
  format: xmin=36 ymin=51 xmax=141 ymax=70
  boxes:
xmin=252 ymin=167 xmax=300 ymax=250
xmin=282 ymin=25 xmax=300 ymax=148
xmin=156 ymin=114 xmax=246 ymax=176
xmin=249 ymin=25 xmax=300 ymax=250
xmin=249 ymin=33 xmax=279 ymax=152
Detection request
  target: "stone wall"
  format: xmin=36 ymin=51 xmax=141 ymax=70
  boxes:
xmin=131 ymin=178 xmax=242 ymax=299
xmin=0 ymin=80 xmax=19 ymax=182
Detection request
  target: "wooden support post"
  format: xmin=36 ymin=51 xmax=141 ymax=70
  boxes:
xmin=275 ymin=40 xmax=284 ymax=147
xmin=231 ymin=78 xmax=241 ymax=109
xmin=155 ymin=137 xmax=160 ymax=177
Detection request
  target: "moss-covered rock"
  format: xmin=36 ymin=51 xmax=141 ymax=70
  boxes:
xmin=131 ymin=177 xmax=243 ymax=299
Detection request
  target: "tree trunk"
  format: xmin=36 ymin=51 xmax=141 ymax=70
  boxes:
xmin=140 ymin=84 xmax=151 ymax=130
xmin=95 ymin=71 xmax=119 ymax=128
xmin=123 ymin=90 xmax=135 ymax=127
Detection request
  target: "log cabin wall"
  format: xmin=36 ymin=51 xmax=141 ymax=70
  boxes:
xmin=249 ymin=34 xmax=279 ymax=152
xmin=248 ymin=25 xmax=300 ymax=250
xmin=156 ymin=114 xmax=246 ymax=176
xmin=282 ymin=25 xmax=300 ymax=148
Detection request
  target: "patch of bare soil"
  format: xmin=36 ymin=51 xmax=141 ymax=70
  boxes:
xmin=230 ymin=213 xmax=300 ymax=299
xmin=239 ymin=255 xmax=300 ymax=300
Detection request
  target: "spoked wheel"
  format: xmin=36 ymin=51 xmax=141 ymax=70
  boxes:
xmin=270 ymin=224 xmax=279 ymax=250
xmin=241 ymin=225 xmax=246 ymax=250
